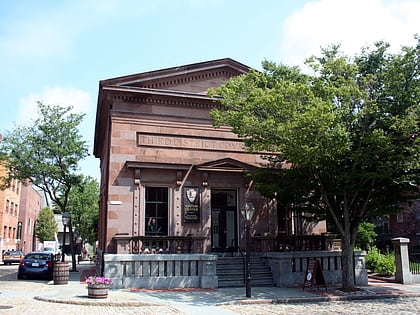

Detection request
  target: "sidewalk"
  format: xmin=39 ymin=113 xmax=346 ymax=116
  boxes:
xmin=34 ymin=260 xmax=420 ymax=308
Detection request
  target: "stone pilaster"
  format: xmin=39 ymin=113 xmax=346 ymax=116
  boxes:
xmin=392 ymin=237 xmax=412 ymax=284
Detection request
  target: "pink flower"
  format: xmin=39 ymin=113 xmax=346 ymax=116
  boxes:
xmin=86 ymin=276 xmax=113 ymax=285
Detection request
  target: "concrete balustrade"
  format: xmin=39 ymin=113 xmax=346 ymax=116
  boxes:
xmin=97 ymin=249 xmax=368 ymax=289
xmin=265 ymin=250 xmax=367 ymax=287
xmin=102 ymin=253 xmax=218 ymax=289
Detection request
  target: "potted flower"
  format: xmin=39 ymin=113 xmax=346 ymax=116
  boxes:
xmin=85 ymin=276 xmax=113 ymax=299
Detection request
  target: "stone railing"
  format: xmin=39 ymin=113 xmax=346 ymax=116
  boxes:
xmin=112 ymin=235 xmax=207 ymax=254
xmin=102 ymin=253 xmax=218 ymax=289
xmin=264 ymin=250 xmax=367 ymax=287
xmin=252 ymin=234 xmax=341 ymax=252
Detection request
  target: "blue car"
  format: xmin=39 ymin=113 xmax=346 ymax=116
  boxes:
xmin=17 ymin=251 xmax=55 ymax=280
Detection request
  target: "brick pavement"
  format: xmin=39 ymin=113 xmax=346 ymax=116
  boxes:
xmin=2 ymin=261 xmax=420 ymax=314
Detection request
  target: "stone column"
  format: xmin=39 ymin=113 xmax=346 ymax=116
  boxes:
xmin=199 ymin=255 xmax=218 ymax=289
xmin=392 ymin=237 xmax=412 ymax=284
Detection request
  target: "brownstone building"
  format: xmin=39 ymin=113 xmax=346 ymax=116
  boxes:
xmin=94 ymin=58 xmax=326 ymax=257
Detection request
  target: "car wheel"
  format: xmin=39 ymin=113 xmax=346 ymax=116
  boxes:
xmin=17 ymin=273 xmax=24 ymax=280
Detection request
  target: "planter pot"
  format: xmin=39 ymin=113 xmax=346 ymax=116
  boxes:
xmin=87 ymin=284 xmax=109 ymax=299
xmin=53 ymin=262 xmax=69 ymax=285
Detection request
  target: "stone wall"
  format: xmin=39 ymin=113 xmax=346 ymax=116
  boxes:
xmin=265 ymin=250 xmax=368 ymax=287
xmin=102 ymin=253 xmax=218 ymax=289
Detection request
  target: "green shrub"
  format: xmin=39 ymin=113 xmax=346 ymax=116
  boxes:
xmin=366 ymin=246 xmax=381 ymax=271
xmin=375 ymin=252 xmax=396 ymax=276
xmin=365 ymin=246 xmax=395 ymax=276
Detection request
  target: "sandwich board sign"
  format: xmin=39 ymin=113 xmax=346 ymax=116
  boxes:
xmin=303 ymin=258 xmax=327 ymax=290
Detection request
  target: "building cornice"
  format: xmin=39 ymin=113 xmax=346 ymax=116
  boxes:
xmin=105 ymin=86 xmax=221 ymax=110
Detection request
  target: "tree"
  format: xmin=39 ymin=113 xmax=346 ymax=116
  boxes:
xmin=209 ymin=38 xmax=420 ymax=290
xmin=0 ymin=102 xmax=89 ymax=270
xmin=0 ymin=102 xmax=88 ymax=211
xmin=65 ymin=175 xmax=99 ymax=245
xmin=35 ymin=207 xmax=58 ymax=242
xmin=355 ymin=221 xmax=377 ymax=250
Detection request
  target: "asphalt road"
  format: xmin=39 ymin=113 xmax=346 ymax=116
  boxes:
xmin=1 ymin=263 xmax=420 ymax=314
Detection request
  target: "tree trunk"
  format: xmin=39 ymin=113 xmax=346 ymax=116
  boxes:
xmin=341 ymin=237 xmax=355 ymax=290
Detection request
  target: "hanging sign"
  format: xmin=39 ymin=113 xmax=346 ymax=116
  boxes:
xmin=303 ymin=258 xmax=327 ymax=290
xmin=183 ymin=186 xmax=200 ymax=223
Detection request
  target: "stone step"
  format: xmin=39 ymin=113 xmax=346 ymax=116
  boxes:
xmin=216 ymin=255 xmax=275 ymax=287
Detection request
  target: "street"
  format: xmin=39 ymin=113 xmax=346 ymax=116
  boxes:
xmin=1 ymin=264 xmax=420 ymax=314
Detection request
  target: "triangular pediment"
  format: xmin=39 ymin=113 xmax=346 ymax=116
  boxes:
xmin=196 ymin=158 xmax=256 ymax=172
xmin=100 ymin=58 xmax=249 ymax=95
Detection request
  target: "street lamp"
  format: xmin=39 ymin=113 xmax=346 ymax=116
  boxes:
xmin=67 ymin=213 xmax=78 ymax=272
xmin=241 ymin=200 xmax=256 ymax=298
xmin=61 ymin=211 xmax=70 ymax=262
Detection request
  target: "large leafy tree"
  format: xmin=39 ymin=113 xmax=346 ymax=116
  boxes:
xmin=0 ymin=102 xmax=89 ymax=269
xmin=65 ymin=175 xmax=99 ymax=245
xmin=0 ymin=102 xmax=88 ymax=211
xmin=35 ymin=207 xmax=58 ymax=242
xmin=209 ymin=38 xmax=420 ymax=290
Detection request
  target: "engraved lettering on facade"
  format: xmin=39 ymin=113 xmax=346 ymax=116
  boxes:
xmin=137 ymin=133 xmax=244 ymax=152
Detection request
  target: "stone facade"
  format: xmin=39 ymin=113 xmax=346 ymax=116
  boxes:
xmin=94 ymin=58 xmax=326 ymax=255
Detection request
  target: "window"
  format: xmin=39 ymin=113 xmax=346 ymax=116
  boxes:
xmin=383 ymin=221 xmax=389 ymax=234
xmin=416 ymin=209 xmax=420 ymax=221
xmin=396 ymin=213 xmax=403 ymax=223
xmin=145 ymin=187 xmax=168 ymax=236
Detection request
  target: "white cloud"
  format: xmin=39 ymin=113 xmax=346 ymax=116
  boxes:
xmin=280 ymin=0 xmax=420 ymax=67
xmin=18 ymin=86 xmax=92 ymax=124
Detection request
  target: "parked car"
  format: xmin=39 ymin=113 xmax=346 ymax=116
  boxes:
xmin=2 ymin=250 xmax=25 ymax=265
xmin=17 ymin=251 xmax=55 ymax=280
xmin=43 ymin=247 xmax=60 ymax=261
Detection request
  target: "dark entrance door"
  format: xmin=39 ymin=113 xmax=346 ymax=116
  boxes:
xmin=211 ymin=189 xmax=237 ymax=252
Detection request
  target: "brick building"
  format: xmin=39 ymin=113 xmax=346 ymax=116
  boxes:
xmin=0 ymin=163 xmax=22 ymax=256
xmin=389 ymin=199 xmax=420 ymax=248
xmin=94 ymin=58 xmax=326 ymax=256
xmin=18 ymin=182 xmax=42 ymax=253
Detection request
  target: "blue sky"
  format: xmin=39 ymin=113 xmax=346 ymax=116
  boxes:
xmin=1 ymin=0 xmax=419 ymax=180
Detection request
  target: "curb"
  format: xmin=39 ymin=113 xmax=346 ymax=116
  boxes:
xmin=33 ymin=291 xmax=420 ymax=307
xmin=368 ymin=275 xmax=397 ymax=283
xmin=219 ymin=292 xmax=420 ymax=305
xmin=33 ymin=295 xmax=162 ymax=307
